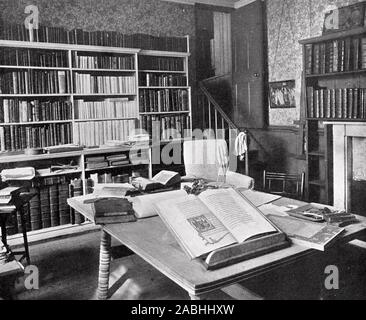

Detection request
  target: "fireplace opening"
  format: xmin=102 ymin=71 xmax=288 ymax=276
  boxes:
xmin=351 ymin=137 xmax=366 ymax=217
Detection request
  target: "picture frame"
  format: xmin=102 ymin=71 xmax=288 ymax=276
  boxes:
xmin=269 ymin=80 xmax=296 ymax=109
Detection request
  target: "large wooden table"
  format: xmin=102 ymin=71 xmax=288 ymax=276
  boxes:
xmin=67 ymin=194 xmax=366 ymax=300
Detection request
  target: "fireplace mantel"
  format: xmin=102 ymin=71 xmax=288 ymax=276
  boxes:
xmin=324 ymin=122 xmax=366 ymax=211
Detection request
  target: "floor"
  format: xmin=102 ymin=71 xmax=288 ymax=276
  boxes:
xmin=10 ymin=231 xmax=366 ymax=300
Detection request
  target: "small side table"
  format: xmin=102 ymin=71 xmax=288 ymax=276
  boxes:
xmin=0 ymin=192 xmax=36 ymax=265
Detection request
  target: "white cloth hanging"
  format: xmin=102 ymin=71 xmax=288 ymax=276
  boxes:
xmin=234 ymin=132 xmax=248 ymax=161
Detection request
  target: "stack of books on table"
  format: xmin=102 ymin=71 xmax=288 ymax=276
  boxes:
xmin=84 ymin=196 xmax=136 ymax=224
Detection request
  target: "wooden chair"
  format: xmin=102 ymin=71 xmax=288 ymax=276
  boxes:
xmin=0 ymin=181 xmax=36 ymax=265
xmin=263 ymin=171 xmax=305 ymax=200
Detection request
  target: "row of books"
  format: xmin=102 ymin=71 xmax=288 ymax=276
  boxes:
xmin=0 ymin=99 xmax=72 ymax=123
xmin=74 ymin=98 xmax=138 ymax=119
xmin=138 ymin=56 xmax=185 ymax=71
xmin=5 ymin=177 xmax=85 ymax=235
xmin=0 ymin=70 xmax=70 ymax=94
xmin=307 ymin=87 xmax=366 ymax=119
xmin=139 ymin=73 xmax=187 ymax=87
xmin=73 ymin=74 xmax=136 ymax=94
xmin=89 ymin=172 xmax=130 ymax=185
xmin=0 ymin=47 xmax=68 ymax=68
xmin=0 ymin=20 xmax=188 ymax=52
xmin=139 ymin=89 xmax=189 ymax=113
xmin=304 ymin=37 xmax=366 ymax=75
xmin=73 ymin=119 xmax=136 ymax=147
xmin=0 ymin=123 xmax=72 ymax=151
xmin=140 ymin=114 xmax=190 ymax=139
xmin=73 ymin=54 xmax=135 ymax=70
xmin=85 ymin=153 xmax=130 ymax=170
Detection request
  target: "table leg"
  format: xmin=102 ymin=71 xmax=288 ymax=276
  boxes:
xmin=97 ymin=230 xmax=112 ymax=300
xmin=0 ymin=217 xmax=7 ymax=247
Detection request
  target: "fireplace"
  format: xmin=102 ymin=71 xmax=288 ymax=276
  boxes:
xmin=328 ymin=122 xmax=366 ymax=216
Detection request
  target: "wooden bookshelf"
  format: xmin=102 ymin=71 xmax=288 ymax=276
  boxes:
xmin=300 ymin=27 xmax=366 ymax=204
xmin=0 ymin=31 xmax=190 ymax=237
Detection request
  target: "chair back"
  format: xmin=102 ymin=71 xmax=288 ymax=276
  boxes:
xmin=263 ymin=171 xmax=305 ymax=200
xmin=183 ymin=139 xmax=228 ymax=181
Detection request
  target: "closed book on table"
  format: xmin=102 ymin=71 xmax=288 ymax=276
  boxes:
xmin=267 ymin=215 xmax=344 ymax=251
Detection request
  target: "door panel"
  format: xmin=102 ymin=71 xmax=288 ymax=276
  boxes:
xmin=232 ymin=0 xmax=265 ymax=128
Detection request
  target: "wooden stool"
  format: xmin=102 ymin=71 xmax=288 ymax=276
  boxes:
xmin=0 ymin=192 xmax=36 ymax=265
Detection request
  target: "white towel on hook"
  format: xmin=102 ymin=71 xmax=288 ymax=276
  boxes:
xmin=234 ymin=132 xmax=248 ymax=161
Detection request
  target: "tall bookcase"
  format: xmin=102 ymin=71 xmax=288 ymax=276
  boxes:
xmin=0 ymin=36 xmax=191 ymax=237
xmin=138 ymin=47 xmax=192 ymax=142
xmin=300 ymin=27 xmax=366 ymax=205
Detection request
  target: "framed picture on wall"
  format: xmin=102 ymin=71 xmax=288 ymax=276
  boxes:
xmin=269 ymin=80 xmax=296 ymax=109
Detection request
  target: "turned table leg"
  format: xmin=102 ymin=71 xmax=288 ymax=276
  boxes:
xmin=97 ymin=230 xmax=112 ymax=300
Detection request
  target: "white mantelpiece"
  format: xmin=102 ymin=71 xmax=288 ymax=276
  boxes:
xmin=325 ymin=122 xmax=366 ymax=211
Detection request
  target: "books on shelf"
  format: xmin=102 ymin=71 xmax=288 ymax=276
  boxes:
xmin=139 ymin=89 xmax=189 ymax=113
xmin=0 ymin=123 xmax=72 ymax=152
xmin=74 ymin=98 xmax=138 ymax=119
xmin=140 ymin=114 xmax=190 ymax=139
xmin=266 ymin=215 xmax=344 ymax=251
xmin=74 ymin=119 xmax=136 ymax=147
xmin=139 ymin=56 xmax=185 ymax=71
xmin=0 ymin=70 xmax=70 ymax=95
xmin=73 ymin=74 xmax=136 ymax=94
xmin=154 ymin=188 xmax=286 ymax=260
xmin=305 ymin=36 xmax=366 ymax=75
xmin=139 ymin=73 xmax=187 ymax=87
xmin=307 ymin=86 xmax=366 ymax=119
xmin=0 ymin=47 xmax=68 ymax=68
xmin=74 ymin=54 xmax=135 ymax=70
xmin=0 ymin=99 xmax=72 ymax=123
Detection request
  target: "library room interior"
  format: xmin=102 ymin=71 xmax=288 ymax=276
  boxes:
xmin=1 ymin=0 xmax=366 ymax=301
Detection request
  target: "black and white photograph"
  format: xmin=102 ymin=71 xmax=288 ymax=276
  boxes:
xmin=0 ymin=0 xmax=365 ymax=309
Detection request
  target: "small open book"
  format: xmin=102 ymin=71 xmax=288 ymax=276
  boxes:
xmin=154 ymin=188 xmax=283 ymax=260
xmin=132 ymin=170 xmax=181 ymax=192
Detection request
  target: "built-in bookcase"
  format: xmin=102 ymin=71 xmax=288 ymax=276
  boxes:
xmin=0 ymin=37 xmax=191 ymax=152
xmin=300 ymin=27 xmax=366 ymax=204
xmin=138 ymin=49 xmax=192 ymax=142
xmin=0 ymin=34 xmax=190 ymax=237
